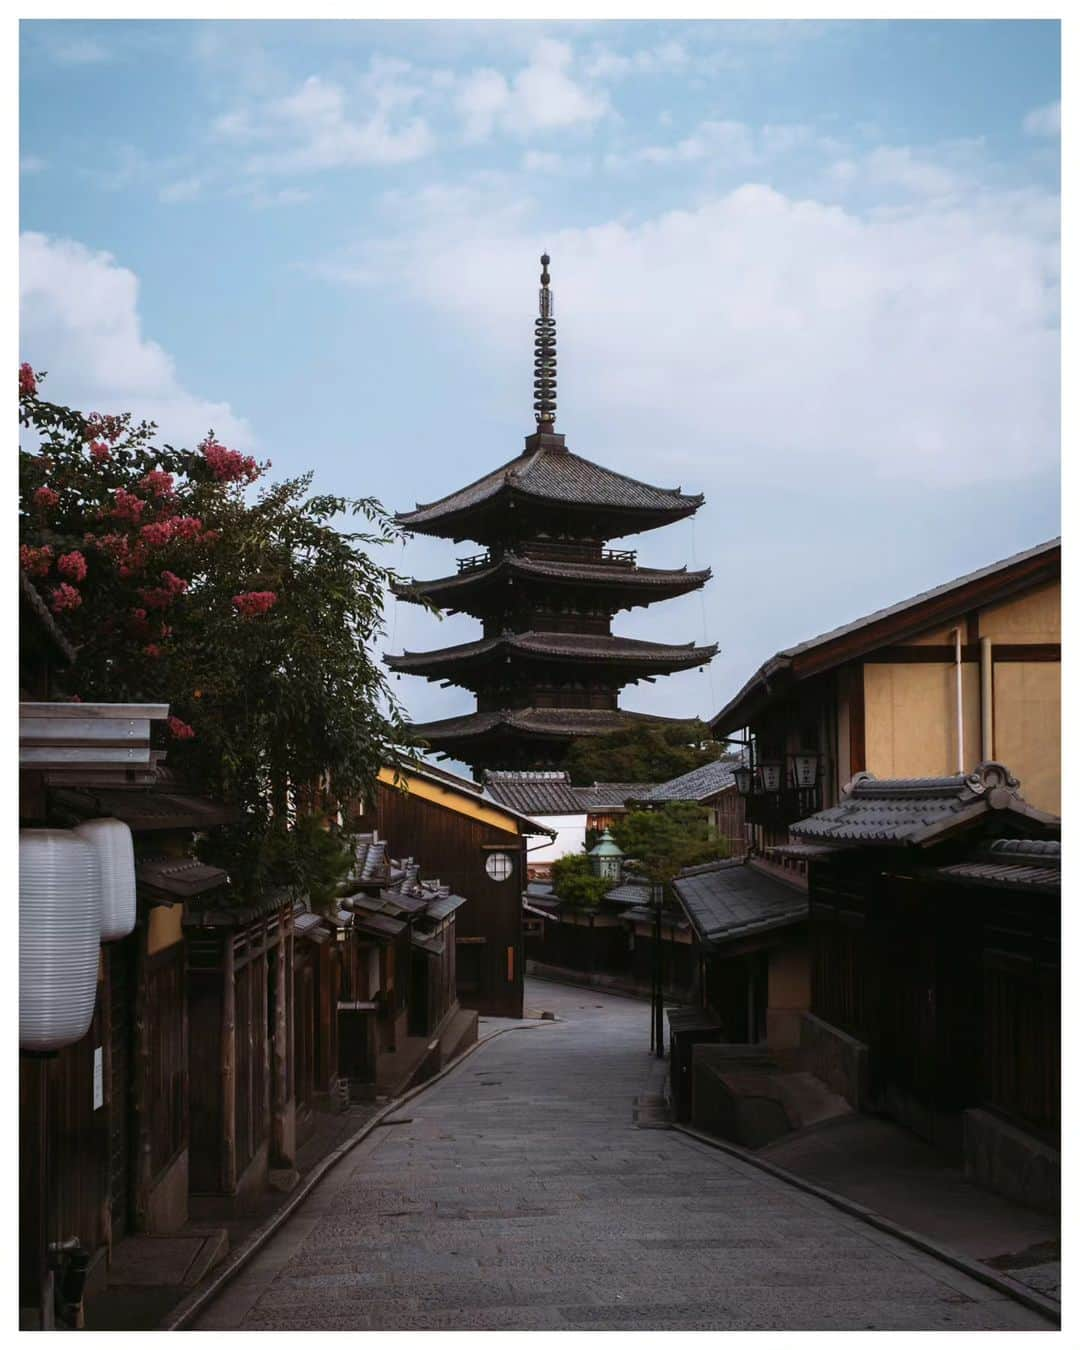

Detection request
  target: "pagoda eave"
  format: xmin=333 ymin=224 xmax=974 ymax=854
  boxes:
xmin=391 ymin=559 xmax=713 ymax=611
xmin=384 ymin=636 xmax=719 ymax=683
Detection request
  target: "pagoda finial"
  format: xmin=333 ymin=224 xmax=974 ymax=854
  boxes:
xmin=533 ymin=252 xmax=556 ymax=429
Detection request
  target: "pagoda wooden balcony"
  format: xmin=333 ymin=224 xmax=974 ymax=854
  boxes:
xmin=456 ymin=543 xmax=637 ymax=574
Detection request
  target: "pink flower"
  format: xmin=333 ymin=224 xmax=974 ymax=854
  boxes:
xmin=161 ymin=571 xmax=189 ymax=595
xmin=170 ymin=515 xmax=203 ymax=540
xmin=167 ymin=716 xmax=195 ymax=741
xmin=89 ymin=441 xmax=110 ymax=463
xmin=144 ymin=643 xmax=162 ymax=659
xmin=132 ymin=608 xmax=147 ymax=622
xmin=232 ymin=590 xmax=278 ymax=618
xmin=140 ymin=520 xmax=175 ymax=548
xmin=85 ymin=413 xmax=125 ymax=444
xmin=33 ymin=486 xmax=59 ymax=512
xmin=19 ymin=363 xmax=36 ymax=397
xmin=200 ymin=437 xmax=260 ymax=485
xmin=49 ymin=583 xmax=82 ymax=613
xmin=138 ymin=469 xmax=175 ymax=498
xmin=20 ymin=544 xmax=53 ymax=576
xmin=57 ymin=550 xmax=88 ymax=583
xmin=110 ymin=488 xmax=146 ymax=523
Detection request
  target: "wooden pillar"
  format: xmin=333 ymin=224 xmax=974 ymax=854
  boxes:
xmin=221 ymin=937 xmax=236 ymax=1195
xmin=271 ymin=911 xmax=291 ymax=1167
xmin=132 ymin=923 xmax=152 ymax=1231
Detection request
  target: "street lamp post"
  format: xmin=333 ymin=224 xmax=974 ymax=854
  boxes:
xmin=652 ymin=881 xmax=664 ymax=1058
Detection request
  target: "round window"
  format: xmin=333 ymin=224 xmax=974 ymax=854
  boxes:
xmin=485 ymin=851 xmax=514 ymax=882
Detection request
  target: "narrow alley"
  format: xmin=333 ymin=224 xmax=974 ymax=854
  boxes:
xmin=193 ymin=981 xmax=1050 ymax=1332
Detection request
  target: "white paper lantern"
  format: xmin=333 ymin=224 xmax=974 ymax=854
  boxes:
xmin=74 ymin=818 xmax=137 ymax=941
xmin=20 ymin=829 xmax=103 ymax=1052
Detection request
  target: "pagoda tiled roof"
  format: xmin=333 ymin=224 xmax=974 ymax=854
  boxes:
xmin=408 ymin=706 xmax=705 ymax=747
xmin=394 ymin=555 xmax=711 ymax=607
xmin=483 ymin=770 xmax=585 ymax=816
xmin=386 ymin=630 xmax=717 ymax=677
xmin=396 ymin=445 xmax=704 ymax=536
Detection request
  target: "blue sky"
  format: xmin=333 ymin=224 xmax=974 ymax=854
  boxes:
xmin=20 ymin=19 xmax=1060 ymax=771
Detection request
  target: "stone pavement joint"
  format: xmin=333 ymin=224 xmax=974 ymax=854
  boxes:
xmin=192 ymin=979 xmax=1053 ymax=1332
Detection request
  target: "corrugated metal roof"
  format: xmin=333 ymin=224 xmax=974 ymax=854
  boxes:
xmin=673 ymin=860 xmax=807 ymax=945
xmin=484 ymin=770 xmax=584 ymax=816
xmin=712 ymin=537 xmax=1060 ymax=732
xmin=396 ymin=446 xmax=703 ymax=532
xmin=641 ymin=758 xmax=742 ymax=803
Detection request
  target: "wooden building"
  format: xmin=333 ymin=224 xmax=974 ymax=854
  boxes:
xmin=484 ymin=770 xmax=587 ymax=878
xmin=787 ymin=762 xmax=1059 ymax=1210
xmin=388 ymin=255 xmax=715 ymax=774
xmin=710 ymin=538 xmax=1061 ymax=852
xmin=351 ymin=760 xmax=554 ymax=1018
xmin=575 ymin=781 xmax=660 ymax=835
xmin=633 ymin=758 xmax=748 ymax=855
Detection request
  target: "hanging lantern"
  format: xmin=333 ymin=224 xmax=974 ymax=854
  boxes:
xmin=759 ymin=761 xmax=784 ymax=793
xmin=731 ymin=763 xmax=755 ymax=797
xmin=20 ymin=829 xmax=103 ymax=1052
xmin=589 ymin=829 xmax=624 ymax=884
xmin=74 ymin=818 xmax=137 ymax=941
xmin=790 ymin=752 xmax=819 ymax=789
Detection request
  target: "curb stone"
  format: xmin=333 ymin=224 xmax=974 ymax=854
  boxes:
xmin=671 ymin=1122 xmax=1060 ymax=1327
xmin=161 ymin=1019 xmax=552 ymax=1331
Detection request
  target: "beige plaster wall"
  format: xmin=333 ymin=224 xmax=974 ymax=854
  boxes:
xmin=992 ymin=662 xmax=1060 ymax=813
xmin=147 ymin=903 xmax=184 ymax=955
xmin=864 ymin=662 xmax=981 ymax=779
xmin=979 ymin=581 xmax=1060 ymax=643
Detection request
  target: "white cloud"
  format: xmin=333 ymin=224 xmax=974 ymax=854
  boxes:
xmin=455 ymin=39 xmax=608 ymax=141
xmin=20 ymin=155 xmax=47 ymax=175
xmin=45 ymin=36 xmax=112 ymax=66
xmin=19 ymin=232 xmax=252 ymax=449
xmin=521 ymin=149 xmax=590 ymax=177
xmin=216 ymin=66 xmax=435 ymax=174
xmin=159 ymin=175 xmax=203 ymax=204
xmin=1023 ymin=101 xmax=1060 ymax=138
xmin=329 ymin=178 xmax=1058 ymax=490
xmin=619 ymin=119 xmax=757 ymax=168
xmin=866 ymin=146 xmax=960 ymax=197
xmin=585 ymin=39 xmax=689 ymax=81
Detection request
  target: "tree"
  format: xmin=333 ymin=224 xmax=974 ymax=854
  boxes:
xmin=564 ymin=719 xmax=729 ymax=787
xmin=19 ymin=364 xmax=417 ymax=903
xmin=549 ymin=852 xmax=611 ymax=908
xmin=611 ymin=802 xmax=728 ymax=887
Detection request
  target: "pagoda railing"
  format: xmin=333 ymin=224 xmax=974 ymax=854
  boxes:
xmin=457 ymin=544 xmax=636 ymax=573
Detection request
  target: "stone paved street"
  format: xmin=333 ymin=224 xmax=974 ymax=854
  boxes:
xmin=194 ymin=981 xmax=1050 ymax=1331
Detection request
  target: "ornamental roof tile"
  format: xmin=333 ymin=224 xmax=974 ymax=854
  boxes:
xmin=672 ymin=860 xmax=807 ymax=945
xmin=396 ymin=446 xmax=704 ymax=534
xmin=789 ymin=763 xmax=1059 ymax=848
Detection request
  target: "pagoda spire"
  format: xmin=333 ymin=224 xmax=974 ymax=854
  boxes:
xmin=533 ymin=252 xmax=557 ymax=430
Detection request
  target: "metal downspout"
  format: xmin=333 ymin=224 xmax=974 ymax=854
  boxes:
xmin=980 ymin=636 xmax=994 ymax=760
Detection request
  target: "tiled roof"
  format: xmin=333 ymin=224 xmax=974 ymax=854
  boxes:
xmin=641 ymin=757 xmax=742 ymax=803
xmin=484 ymin=770 xmax=585 ymax=816
xmin=395 ymin=556 xmax=711 ymax=602
xmin=925 ymin=836 xmax=1061 ymax=894
xmin=409 ymin=706 xmax=704 ymax=745
xmin=712 ymin=537 xmax=1060 ymax=733
xmin=575 ymin=782 xmax=659 ymax=810
xmin=673 ymin=860 xmax=807 ymax=945
xmin=21 ymin=569 xmax=77 ymax=664
xmin=396 ymin=446 xmax=704 ymax=534
xmin=386 ymin=630 xmax=717 ymax=674
xmin=789 ymin=763 xmax=1059 ymax=848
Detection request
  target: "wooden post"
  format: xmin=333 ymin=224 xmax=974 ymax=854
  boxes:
xmin=221 ymin=937 xmax=236 ymax=1195
xmin=271 ymin=910 xmax=289 ymax=1166
xmin=132 ymin=925 xmax=152 ymax=1231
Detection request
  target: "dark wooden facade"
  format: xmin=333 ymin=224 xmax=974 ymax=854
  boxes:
xmin=357 ymin=777 xmax=528 ymax=1018
xmin=525 ymin=907 xmax=697 ymax=1002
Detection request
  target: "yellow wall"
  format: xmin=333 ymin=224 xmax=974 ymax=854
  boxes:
xmin=377 ymin=765 xmax=527 ymax=836
xmin=148 ymin=903 xmax=184 ymax=954
xmin=864 ymin=662 xmax=981 ymax=780
xmin=980 ymin=581 xmax=1059 ymax=643
xmin=993 ymin=663 xmax=1060 ymax=813
xmin=860 ymin=580 xmax=1059 ymax=809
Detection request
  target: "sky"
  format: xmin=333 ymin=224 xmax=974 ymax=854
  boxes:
xmin=20 ymin=19 xmax=1061 ymax=775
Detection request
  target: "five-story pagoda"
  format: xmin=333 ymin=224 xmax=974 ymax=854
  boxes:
xmin=387 ymin=255 xmax=717 ymax=775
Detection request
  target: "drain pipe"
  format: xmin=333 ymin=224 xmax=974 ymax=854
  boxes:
xmin=953 ymin=627 xmax=965 ymax=774
xmin=980 ymin=636 xmax=994 ymax=760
